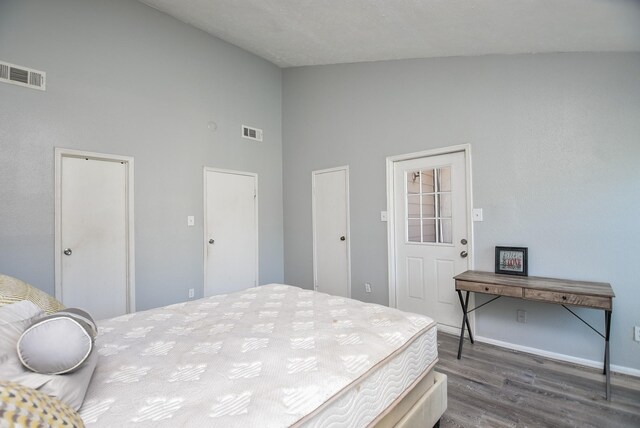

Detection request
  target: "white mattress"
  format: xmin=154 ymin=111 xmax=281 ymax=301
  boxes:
xmin=80 ymin=284 xmax=437 ymax=427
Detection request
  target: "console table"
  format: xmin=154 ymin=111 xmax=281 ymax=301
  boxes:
xmin=454 ymin=270 xmax=614 ymax=399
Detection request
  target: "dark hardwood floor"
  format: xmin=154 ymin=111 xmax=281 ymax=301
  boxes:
xmin=435 ymin=332 xmax=640 ymax=428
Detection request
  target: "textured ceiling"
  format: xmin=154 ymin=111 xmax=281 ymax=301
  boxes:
xmin=139 ymin=0 xmax=640 ymax=67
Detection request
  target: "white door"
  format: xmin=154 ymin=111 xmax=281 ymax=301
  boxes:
xmin=393 ymin=151 xmax=470 ymax=329
xmin=312 ymin=166 xmax=351 ymax=298
xmin=204 ymin=168 xmax=258 ymax=296
xmin=57 ymin=153 xmax=133 ymax=320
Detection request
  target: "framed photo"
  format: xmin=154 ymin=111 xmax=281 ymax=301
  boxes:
xmin=495 ymin=246 xmax=528 ymax=276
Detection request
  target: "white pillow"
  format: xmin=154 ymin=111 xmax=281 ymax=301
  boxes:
xmin=17 ymin=308 xmax=97 ymax=375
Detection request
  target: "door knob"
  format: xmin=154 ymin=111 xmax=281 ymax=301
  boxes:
xmin=460 ymin=251 xmax=468 ymax=258
xmin=63 ymin=248 xmax=73 ymax=256
xmin=340 ymin=236 xmax=346 ymax=241
xmin=209 ymin=239 xmax=215 ymax=244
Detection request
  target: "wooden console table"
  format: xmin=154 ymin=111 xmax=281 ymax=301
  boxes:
xmin=454 ymin=270 xmax=614 ymax=399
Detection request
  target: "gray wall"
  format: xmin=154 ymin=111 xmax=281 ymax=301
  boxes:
xmin=282 ymin=53 xmax=640 ymax=371
xmin=0 ymin=0 xmax=284 ymax=311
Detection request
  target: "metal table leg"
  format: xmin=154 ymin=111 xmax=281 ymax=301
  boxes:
xmin=457 ymin=289 xmax=474 ymax=344
xmin=604 ymin=310 xmax=612 ymax=400
xmin=457 ymin=290 xmax=470 ymax=359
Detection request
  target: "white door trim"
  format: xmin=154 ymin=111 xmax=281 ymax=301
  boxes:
xmin=203 ymin=167 xmax=259 ymax=295
xmin=386 ymin=144 xmax=474 ymax=329
xmin=54 ymin=147 xmax=136 ymax=313
xmin=312 ymin=165 xmax=352 ymax=298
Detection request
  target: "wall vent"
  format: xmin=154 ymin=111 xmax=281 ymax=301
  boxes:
xmin=242 ymin=125 xmax=263 ymax=142
xmin=0 ymin=60 xmax=46 ymax=91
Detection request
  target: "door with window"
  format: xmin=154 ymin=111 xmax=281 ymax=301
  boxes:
xmin=393 ymin=151 xmax=470 ymax=329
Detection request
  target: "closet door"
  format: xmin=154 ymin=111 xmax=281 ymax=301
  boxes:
xmin=57 ymin=151 xmax=134 ymax=320
xmin=204 ymin=168 xmax=258 ymax=296
xmin=312 ymin=166 xmax=351 ymax=298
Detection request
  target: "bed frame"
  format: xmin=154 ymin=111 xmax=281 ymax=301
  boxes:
xmin=374 ymin=370 xmax=447 ymax=428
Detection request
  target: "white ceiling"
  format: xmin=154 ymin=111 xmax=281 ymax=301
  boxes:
xmin=139 ymin=0 xmax=640 ymax=68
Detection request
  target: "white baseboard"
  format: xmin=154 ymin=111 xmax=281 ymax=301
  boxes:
xmin=437 ymin=323 xmax=465 ymax=337
xmin=474 ymin=335 xmax=640 ymax=378
xmin=437 ymin=320 xmax=476 ymax=338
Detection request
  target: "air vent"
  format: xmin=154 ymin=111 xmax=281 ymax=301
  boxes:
xmin=242 ymin=125 xmax=263 ymax=142
xmin=0 ymin=60 xmax=46 ymax=91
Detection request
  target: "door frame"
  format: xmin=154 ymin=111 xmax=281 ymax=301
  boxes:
xmin=386 ymin=144 xmax=474 ymax=334
xmin=54 ymin=147 xmax=136 ymax=313
xmin=203 ymin=167 xmax=259 ymax=295
xmin=312 ymin=165 xmax=352 ymax=297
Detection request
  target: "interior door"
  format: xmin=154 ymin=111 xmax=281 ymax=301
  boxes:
xmin=59 ymin=156 xmax=129 ymax=320
xmin=312 ymin=167 xmax=350 ymax=297
xmin=393 ymin=151 xmax=470 ymax=329
xmin=204 ymin=169 xmax=258 ymax=296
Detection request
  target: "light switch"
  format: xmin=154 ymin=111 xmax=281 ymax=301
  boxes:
xmin=472 ymin=208 xmax=483 ymax=222
xmin=187 ymin=216 xmax=195 ymax=226
xmin=380 ymin=211 xmax=388 ymax=222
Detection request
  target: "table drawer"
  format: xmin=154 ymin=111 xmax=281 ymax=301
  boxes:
xmin=523 ymin=289 xmax=611 ymax=310
xmin=456 ymin=280 xmax=522 ymax=297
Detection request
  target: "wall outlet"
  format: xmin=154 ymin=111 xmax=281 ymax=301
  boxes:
xmin=635 ymin=326 xmax=640 ymax=342
xmin=188 ymin=288 xmax=195 ymax=299
xmin=187 ymin=216 xmax=195 ymax=226
xmin=364 ymin=283 xmax=372 ymax=293
xmin=517 ymin=309 xmax=527 ymax=323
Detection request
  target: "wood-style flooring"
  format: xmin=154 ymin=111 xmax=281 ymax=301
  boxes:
xmin=435 ymin=333 xmax=640 ymax=428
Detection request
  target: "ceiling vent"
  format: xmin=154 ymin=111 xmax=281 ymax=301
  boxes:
xmin=242 ymin=125 xmax=263 ymax=142
xmin=0 ymin=60 xmax=46 ymax=91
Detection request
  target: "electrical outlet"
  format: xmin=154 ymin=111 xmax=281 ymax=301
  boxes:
xmin=634 ymin=326 xmax=640 ymax=342
xmin=187 ymin=216 xmax=195 ymax=226
xmin=364 ymin=283 xmax=372 ymax=293
xmin=188 ymin=288 xmax=195 ymax=299
xmin=517 ymin=309 xmax=526 ymax=323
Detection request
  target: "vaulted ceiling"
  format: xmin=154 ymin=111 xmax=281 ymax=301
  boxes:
xmin=139 ymin=0 xmax=640 ymax=67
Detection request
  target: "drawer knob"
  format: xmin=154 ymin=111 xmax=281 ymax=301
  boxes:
xmin=485 ymin=287 xmax=489 ymax=291
xmin=562 ymin=295 xmax=567 ymax=300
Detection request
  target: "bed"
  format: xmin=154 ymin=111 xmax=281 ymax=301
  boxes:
xmin=79 ymin=284 xmax=446 ymax=427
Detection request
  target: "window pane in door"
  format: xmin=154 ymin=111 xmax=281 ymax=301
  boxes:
xmin=437 ymin=167 xmax=451 ymax=192
xmin=407 ymin=195 xmax=421 ymax=218
xmin=438 ymin=219 xmax=452 ymax=244
xmin=422 ymin=219 xmax=436 ymax=243
xmin=408 ymin=219 xmax=421 ymax=242
xmin=407 ymin=171 xmax=420 ymax=194
xmin=421 ymin=170 xmax=435 ymax=193
xmin=421 ymin=194 xmax=435 ymax=217
xmin=437 ymin=193 xmax=452 ymax=218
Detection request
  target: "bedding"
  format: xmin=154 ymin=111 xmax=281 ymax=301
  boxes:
xmin=0 ymin=274 xmax=65 ymax=314
xmin=81 ymin=284 xmax=438 ymax=427
xmin=0 ymin=381 xmax=85 ymax=428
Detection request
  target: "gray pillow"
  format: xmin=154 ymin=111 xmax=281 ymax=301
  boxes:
xmin=0 ymin=302 xmax=98 ymax=410
xmin=17 ymin=308 xmax=97 ymax=375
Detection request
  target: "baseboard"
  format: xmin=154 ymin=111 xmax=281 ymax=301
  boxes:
xmin=437 ymin=322 xmax=474 ymax=338
xmin=474 ymin=335 xmax=640 ymax=378
xmin=437 ymin=324 xmax=463 ymax=337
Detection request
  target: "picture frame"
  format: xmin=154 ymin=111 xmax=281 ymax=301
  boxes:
xmin=495 ymin=246 xmax=528 ymax=276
